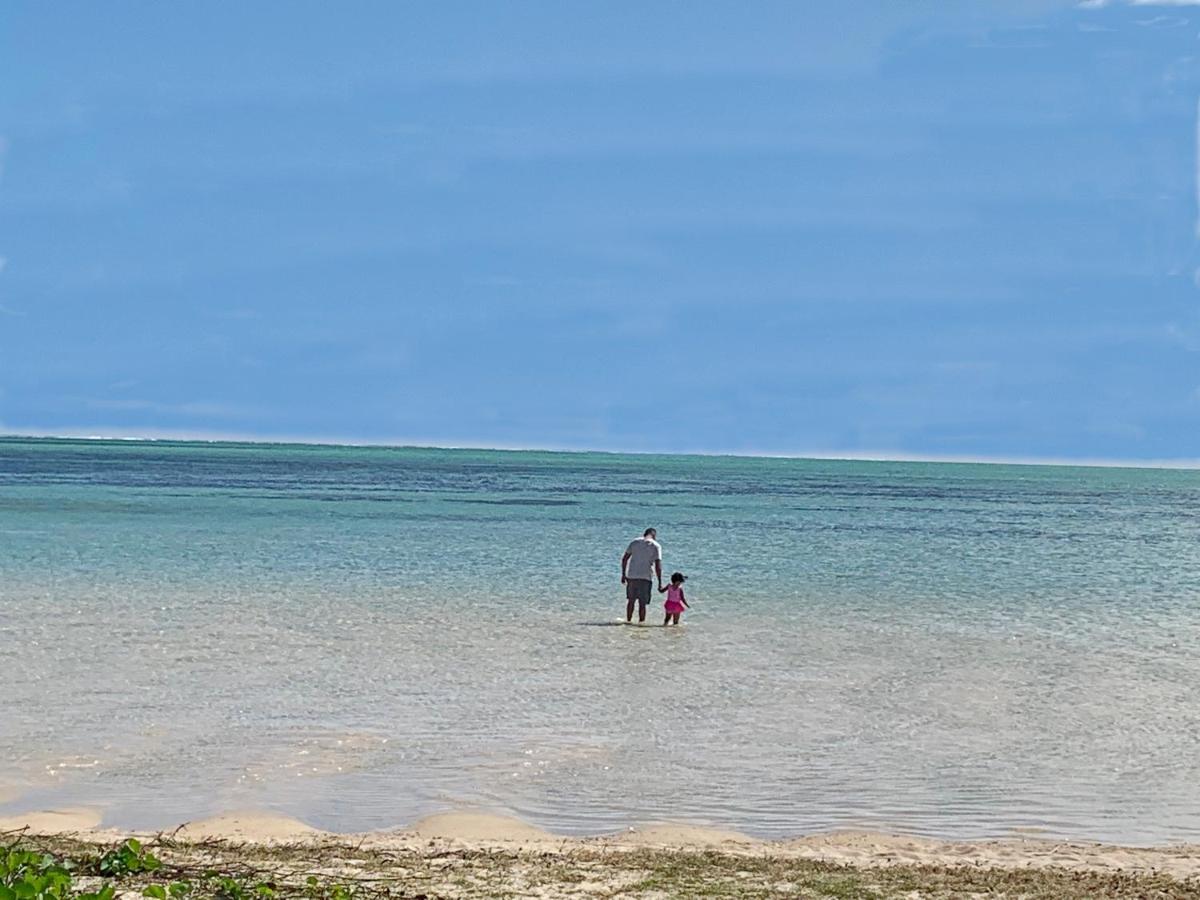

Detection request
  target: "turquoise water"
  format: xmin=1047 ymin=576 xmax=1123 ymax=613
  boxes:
xmin=2 ymin=437 xmax=1199 ymax=843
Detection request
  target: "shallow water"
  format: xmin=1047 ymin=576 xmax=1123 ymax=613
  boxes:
xmin=2 ymin=437 xmax=1199 ymax=844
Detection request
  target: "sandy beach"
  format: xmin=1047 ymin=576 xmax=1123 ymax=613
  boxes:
xmin=3 ymin=808 xmax=1199 ymax=898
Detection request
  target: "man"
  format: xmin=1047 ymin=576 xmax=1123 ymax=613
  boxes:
xmin=620 ymin=527 xmax=662 ymax=623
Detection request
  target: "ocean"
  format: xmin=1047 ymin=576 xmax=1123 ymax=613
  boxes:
xmin=2 ymin=436 xmax=1198 ymax=844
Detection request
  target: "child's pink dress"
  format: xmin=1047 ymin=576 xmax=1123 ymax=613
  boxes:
xmin=664 ymin=585 xmax=686 ymax=615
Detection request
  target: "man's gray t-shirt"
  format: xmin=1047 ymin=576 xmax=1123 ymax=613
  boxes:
xmin=625 ymin=537 xmax=662 ymax=581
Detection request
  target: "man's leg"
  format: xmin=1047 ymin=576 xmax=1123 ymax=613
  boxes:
xmin=629 ymin=580 xmax=649 ymax=623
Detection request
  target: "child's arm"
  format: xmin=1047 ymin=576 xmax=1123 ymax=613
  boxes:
xmin=658 ymin=582 xmax=669 ymax=593
xmin=681 ymin=589 xmax=690 ymax=608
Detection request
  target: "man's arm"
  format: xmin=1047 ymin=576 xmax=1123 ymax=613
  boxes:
xmin=621 ymin=551 xmax=631 ymax=583
xmin=654 ymin=558 xmax=662 ymax=586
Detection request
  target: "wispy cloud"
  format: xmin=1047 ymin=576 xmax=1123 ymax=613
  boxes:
xmin=1135 ymin=14 xmax=1191 ymax=24
xmin=1166 ymin=322 xmax=1200 ymax=350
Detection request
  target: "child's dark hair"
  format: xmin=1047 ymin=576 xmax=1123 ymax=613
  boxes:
xmin=670 ymin=571 xmax=686 ymax=584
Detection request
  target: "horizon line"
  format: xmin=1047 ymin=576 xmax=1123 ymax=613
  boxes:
xmin=2 ymin=426 xmax=1198 ymax=472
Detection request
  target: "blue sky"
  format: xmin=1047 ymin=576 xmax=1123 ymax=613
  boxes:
xmin=2 ymin=1 xmax=1199 ymax=460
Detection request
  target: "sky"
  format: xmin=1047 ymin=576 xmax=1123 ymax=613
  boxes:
xmin=1 ymin=1 xmax=1199 ymax=461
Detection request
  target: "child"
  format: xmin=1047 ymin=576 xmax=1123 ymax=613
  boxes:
xmin=659 ymin=571 xmax=690 ymax=626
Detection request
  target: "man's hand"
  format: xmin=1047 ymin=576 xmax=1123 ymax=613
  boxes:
xmin=620 ymin=574 xmax=627 ymax=584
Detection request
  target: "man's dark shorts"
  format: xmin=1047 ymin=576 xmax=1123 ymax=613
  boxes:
xmin=625 ymin=578 xmax=652 ymax=606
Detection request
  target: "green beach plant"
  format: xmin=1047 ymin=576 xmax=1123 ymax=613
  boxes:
xmin=0 ymin=847 xmax=114 ymax=900
xmin=0 ymin=836 xmax=377 ymax=900
xmin=0 ymin=848 xmax=75 ymax=900
xmin=96 ymin=840 xmax=160 ymax=878
xmin=142 ymin=882 xmax=191 ymax=900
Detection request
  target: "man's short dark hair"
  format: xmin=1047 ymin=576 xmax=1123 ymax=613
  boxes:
xmin=644 ymin=527 xmax=656 ymax=537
